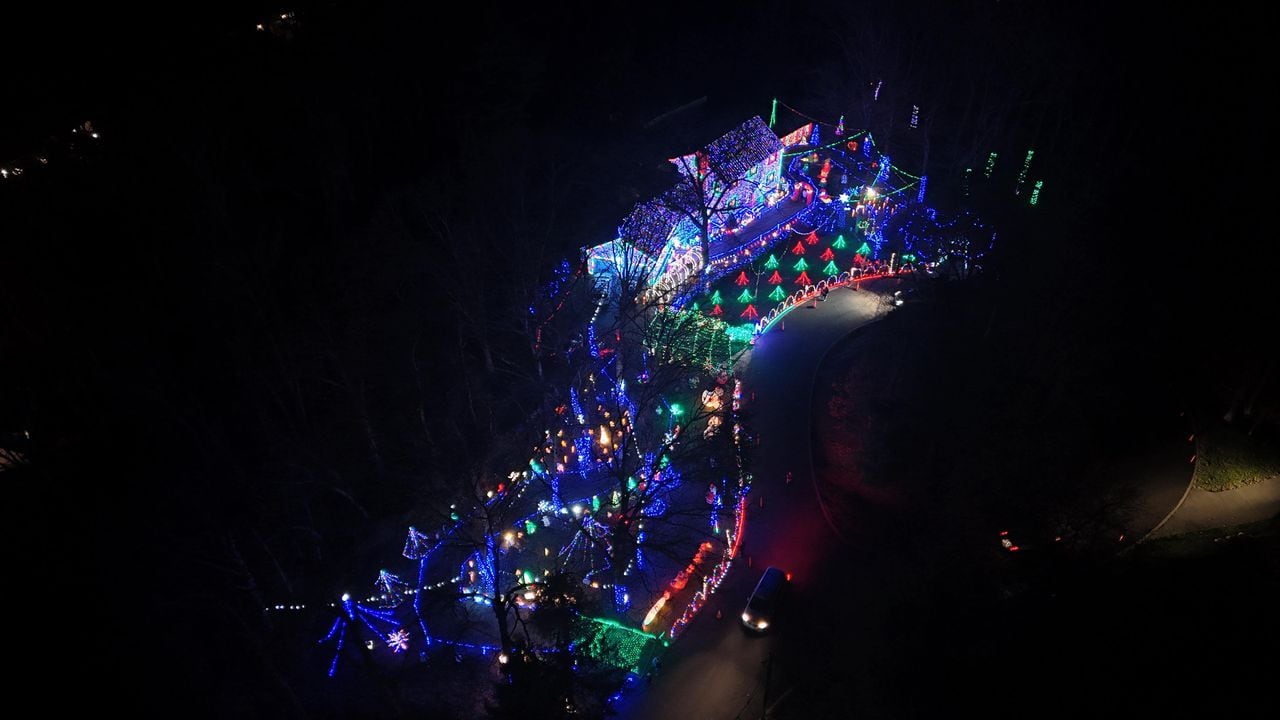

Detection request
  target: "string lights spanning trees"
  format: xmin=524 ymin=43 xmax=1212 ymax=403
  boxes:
xmin=319 ymin=594 xmax=405 ymax=677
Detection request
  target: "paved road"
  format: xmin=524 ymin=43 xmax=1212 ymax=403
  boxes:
xmin=1151 ymin=475 xmax=1280 ymax=537
xmin=617 ymin=283 xmax=893 ymax=720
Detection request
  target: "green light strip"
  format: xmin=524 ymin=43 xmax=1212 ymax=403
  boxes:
xmin=583 ymin=614 xmax=660 ymax=640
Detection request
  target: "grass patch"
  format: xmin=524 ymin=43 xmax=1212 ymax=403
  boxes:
xmin=1194 ymin=422 xmax=1280 ymax=491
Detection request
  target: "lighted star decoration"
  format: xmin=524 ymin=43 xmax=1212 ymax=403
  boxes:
xmin=838 ymin=192 xmax=851 ymax=202
xmin=386 ymin=628 xmax=411 ymax=653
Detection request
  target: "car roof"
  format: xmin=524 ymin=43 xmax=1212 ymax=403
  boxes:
xmin=752 ymin=567 xmax=786 ymax=598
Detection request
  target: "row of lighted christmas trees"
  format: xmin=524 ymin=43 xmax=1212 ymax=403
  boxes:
xmin=691 ymin=230 xmax=883 ymax=320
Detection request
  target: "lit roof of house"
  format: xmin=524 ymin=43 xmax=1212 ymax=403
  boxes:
xmin=618 ymin=196 xmax=686 ymax=256
xmin=617 ymin=117 xmax=781 ymax=255
xmin=697 ymin=116 xmax=782 ymax=183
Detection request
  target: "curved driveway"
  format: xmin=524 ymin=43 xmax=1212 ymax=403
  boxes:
xmin=618 ymin=283 xmax=893 ymax=720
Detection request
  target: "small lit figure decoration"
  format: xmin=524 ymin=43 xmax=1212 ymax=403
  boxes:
xmin=387 ymin=628 xmax=411 ymax=653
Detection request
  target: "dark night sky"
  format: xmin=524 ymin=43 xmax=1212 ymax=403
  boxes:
xmin=2 ymin=0 xmax=1273 ymax=714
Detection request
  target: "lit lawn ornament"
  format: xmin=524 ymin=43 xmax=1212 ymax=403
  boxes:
xmin=703 ymin=415 xmax=723 ymax=440
xmin=386 ymin=628 xmax=411 ymax=653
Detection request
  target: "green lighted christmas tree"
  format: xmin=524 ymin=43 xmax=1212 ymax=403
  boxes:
xmin=855 ymin=241 xmax=871 ymax=256
xmin=793 ymin=257 xmax=808 ymax=272
xmin=709 ymin=289 xmax=723 ymax=305
xmin=763 ymin=254 xmax=780 ymax=270
xmin=823 ymin=260 xmax=839 ymax=276
xmin=736 ymin=288 xmax=754 ymax=303
xmin=768 ymin=285 xmax=787 ymax=302
xmin=832 ymin=234 xmax=847 ymax=249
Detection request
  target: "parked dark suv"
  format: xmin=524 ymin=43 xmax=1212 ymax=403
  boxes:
xmin=741 ymin=567 xmax=789 ymax=632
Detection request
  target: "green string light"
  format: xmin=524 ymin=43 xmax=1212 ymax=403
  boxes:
xmin=572 ymin=616 xmax=660 ymax=672
xmin=1015 ymin=149 xmax=1034 ymax=195
xmin=1029 ymin=179 xmax=1044 ymax=206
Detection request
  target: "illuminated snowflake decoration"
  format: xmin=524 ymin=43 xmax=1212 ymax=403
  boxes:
xmin=386 ymin=628 xmax=411 ymax=653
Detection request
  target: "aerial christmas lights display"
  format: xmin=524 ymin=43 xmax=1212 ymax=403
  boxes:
xmin=293 ymin=105 xmax=993 ymax=686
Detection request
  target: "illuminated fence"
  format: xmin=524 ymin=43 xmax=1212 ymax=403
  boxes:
xmin=752 ymin=269 xmax=901 ymax=336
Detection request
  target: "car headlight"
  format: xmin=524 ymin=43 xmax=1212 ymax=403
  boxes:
xmin=741 ymin=612 xmax=752 ymax=623
xmin=755 ymin=621 xmax=768 ymax=630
